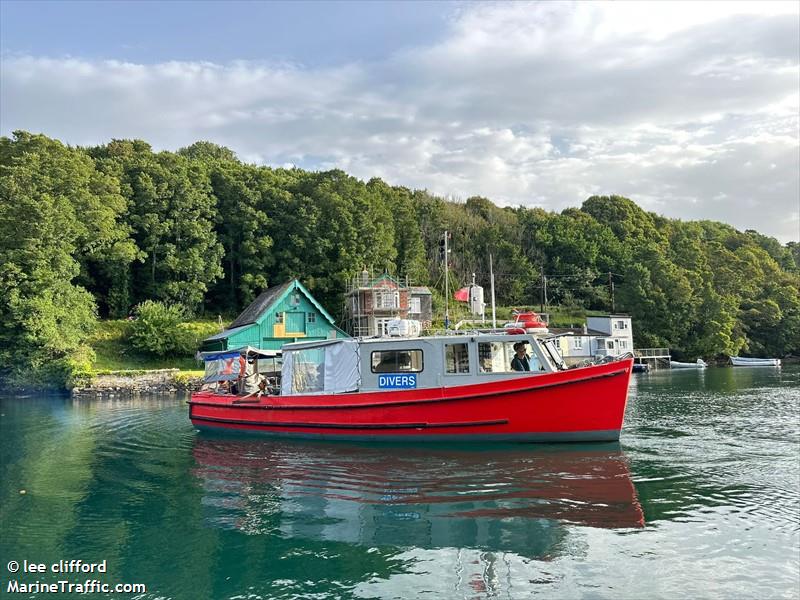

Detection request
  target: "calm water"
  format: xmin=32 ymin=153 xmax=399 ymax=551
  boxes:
xmin=1 ymin=367 xmax=798 ymax=599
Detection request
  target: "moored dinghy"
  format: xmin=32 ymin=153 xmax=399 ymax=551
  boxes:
xmin=669 ymin=358 xmax=707 ymax=369
xmin=189 ymin=333 xmax=634 ymax=443
xmin=730 ymin=356 xmax=781 ymax=367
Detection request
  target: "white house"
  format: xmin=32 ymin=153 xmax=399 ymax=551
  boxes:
xmin=555 ymin=315 xmax=634 ymax=365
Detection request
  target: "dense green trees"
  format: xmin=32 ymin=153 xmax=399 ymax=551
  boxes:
xmin=0 ymin=133 xmax=107 ymax=385
xmin=1 ymin=131 xmax=798 ymax=387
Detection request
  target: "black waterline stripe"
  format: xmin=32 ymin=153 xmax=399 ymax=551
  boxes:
xmin=189 ymin=415 xmax=509 ymax=430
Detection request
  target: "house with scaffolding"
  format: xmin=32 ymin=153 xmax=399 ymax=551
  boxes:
xmin=343 ymin=271 xmax=433 ymax=337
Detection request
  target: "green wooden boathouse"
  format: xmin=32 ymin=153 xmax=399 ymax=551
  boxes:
xmin=200 ymin=279 xmax=348 ymax=352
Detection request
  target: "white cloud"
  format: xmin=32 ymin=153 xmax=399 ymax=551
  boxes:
xmin=2 ymin=1 xmax=798 ymax=241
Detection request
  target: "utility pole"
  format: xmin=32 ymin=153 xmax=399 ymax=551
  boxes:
xmin=608 ymin=271 xmax=615 ymax=313
xmin=490 ymin=253 xmax=496 ymax=329
xmin=444 ymin=231 xmax=450 ymax=330
xmin=540 ymin=266 xmax=545 ymax=313
xmin=543 ymin=274 xmax=548 ymax=312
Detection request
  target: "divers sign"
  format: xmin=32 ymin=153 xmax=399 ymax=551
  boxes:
xmin=378 ymin=374 xmax=417 ymax=389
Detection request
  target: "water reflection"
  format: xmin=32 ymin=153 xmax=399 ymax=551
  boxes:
xmin=192 ymin=438 xmax=644 ymax=559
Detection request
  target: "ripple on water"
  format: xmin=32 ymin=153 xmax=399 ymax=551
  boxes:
xmin=1 ymin=373 xmax=798 ymax=600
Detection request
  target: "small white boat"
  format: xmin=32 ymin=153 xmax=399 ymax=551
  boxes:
xmin=670 ymin=358 xmax=707 ymax=369
xmin=730 ymin=356 xmax=781 ymax=367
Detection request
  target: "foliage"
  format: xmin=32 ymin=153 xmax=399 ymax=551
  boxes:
xmin=88 ymin=320 xmax=212 ymax=372
xmin=1 ymin=130 xmax=798 ymax=389
xmin=90 ymin=140 xmax=224 ymax=311
xmin=128 ymin=301 xmax=195 ymax=357
xmin=0 ymin=132 xmax=103 ymax=388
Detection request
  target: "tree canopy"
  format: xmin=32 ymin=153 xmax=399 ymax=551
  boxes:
xmin=1 ymin=131 xmax=798 ymax=386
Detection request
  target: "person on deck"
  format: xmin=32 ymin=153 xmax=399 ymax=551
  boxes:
xmin=511 ymin=342 xmax=531 ymax=371
xmin=241 ymin=376 xmax=268 ymax=399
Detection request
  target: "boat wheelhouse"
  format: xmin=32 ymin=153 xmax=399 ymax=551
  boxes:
xmin=189 ymin=333 xmax=634 ymax=443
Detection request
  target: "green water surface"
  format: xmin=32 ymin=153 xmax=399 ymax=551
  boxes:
xmin=1 ymin=366 xmax=798 ymax=599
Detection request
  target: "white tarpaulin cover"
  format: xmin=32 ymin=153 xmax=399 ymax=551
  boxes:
xmin=323 ymin=339 xmax=360 ymax=394
xmin=281 ymin=339 xmax=360 ymax=395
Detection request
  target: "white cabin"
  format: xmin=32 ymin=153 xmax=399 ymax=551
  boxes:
xmin=556 ymin=315 xmax=634 ymax=365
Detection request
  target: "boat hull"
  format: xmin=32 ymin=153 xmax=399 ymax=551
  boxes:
xmin=189 ymin=358 xmax=633 ymax=442
xmin=669 ymin=360 xmax=706 ymax=369
xmin=730 ymin=357 xmax=780 ymax=367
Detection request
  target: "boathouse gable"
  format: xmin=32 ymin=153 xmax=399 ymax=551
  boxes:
xmin=201 ymin=279 xmax=348 ymax=353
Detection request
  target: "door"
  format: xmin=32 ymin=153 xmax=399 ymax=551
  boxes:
xmin=286 ymin=311 xmax=306 ymax=334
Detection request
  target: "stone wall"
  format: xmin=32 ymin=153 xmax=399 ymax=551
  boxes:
xmin=71 ymin=369 xmax=203 ymax=398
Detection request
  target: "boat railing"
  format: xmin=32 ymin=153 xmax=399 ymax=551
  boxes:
xmin=427 ymin=328 xmax=508 ymax=336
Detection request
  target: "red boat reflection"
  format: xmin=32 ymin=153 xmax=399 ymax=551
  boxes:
xmin=191 ymin=438 xmax=644 ymax=555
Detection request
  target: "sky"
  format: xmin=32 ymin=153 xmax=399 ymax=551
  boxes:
xmin=1 ymin=0 xmax=798 ymax=242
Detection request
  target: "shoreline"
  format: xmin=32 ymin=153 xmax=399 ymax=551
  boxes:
xmin=70 ymin=369 xmax=203 ymax=399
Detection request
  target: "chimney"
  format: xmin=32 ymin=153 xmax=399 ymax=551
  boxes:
xmin=582 ymin=323 xmax=588 ymax=335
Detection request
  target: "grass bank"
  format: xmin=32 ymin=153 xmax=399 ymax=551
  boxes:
xmin=87 ymin=319 xmax=221 ymax=373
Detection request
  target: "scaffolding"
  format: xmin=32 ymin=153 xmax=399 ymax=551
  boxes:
xmin=342 ymin=269 xmax=431 ymax=337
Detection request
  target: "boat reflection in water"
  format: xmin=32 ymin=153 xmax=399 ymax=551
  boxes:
xmin=192 ymin=438 xmax=644 ymax=559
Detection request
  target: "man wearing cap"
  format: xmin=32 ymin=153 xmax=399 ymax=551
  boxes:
xmin=511 ymin=342 xmax=531 ymax=371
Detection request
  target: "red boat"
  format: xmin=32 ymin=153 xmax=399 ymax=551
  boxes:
xmin=189 ymin=333 xmax=633 ymax=442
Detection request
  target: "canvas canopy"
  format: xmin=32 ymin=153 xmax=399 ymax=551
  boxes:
xmin=281 ymin=339 xmax=360 ymax=395
xmin=200 ymin=346 xmax=280 ymax=384
xmin=203 ymin=352 xmax=246 ymax=383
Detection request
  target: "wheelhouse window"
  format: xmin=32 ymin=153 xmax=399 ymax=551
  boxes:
xmin=445 ymin=343 xmax=470 ymax=374
xmin=371 ymin=349 xmax=423 ymax=373
xmin=478 ymin=341 xmax=541 ymax=373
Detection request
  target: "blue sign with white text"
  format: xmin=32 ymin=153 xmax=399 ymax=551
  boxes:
xmin=378 ymin=374 xmax=417 ymax=389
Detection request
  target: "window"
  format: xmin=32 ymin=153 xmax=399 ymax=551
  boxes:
xmin=620 ymin=340 xmax=628 ymax=349
xmin=376 ymin=318 xmax=394 ymax=336
xmin=409 ymin=297 xmax=422 ymax=314
xmin=371 ymin=350 xmax=424 ymax=373
xmin=606 ymin=340 xmax=614 ymax=350
xmin=617 ymin=320 xmax=627 ymax=329
xmin=275 ymin=312 xmax=284 ymax=324
xmin=375 ymin=290 xmax=400 ymax=309
xmin=290 ymin=293 xmax=301 ymax=306
xmin=307 ymin=312 xmax=316 ymax=323
xmin=445 ymin=343 xmax=470 ymax=374
xmin=573 ymin=337 xmax=583 ymax=349
xmin=478 ymin=341 xmax=540 ymax=373
xmin=292 ymin=348 xmax=325 ymax=394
